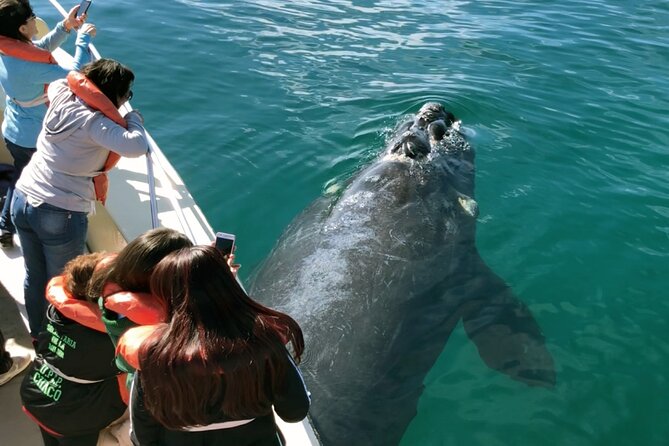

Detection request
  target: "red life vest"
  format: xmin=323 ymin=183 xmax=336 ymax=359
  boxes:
xmin=66 ymin=71 xmax=127 ymax=205
xmin=102 ymin=282 xmax=168 ymax=325
xmin=45 ymin=275 xmax=106 ymax=333
xmin=47 ymin=263 xmax=142 ymax=403
xmin=102 ymin=283 xmax=169 ymax=404
xmin=0 ymin=36 xmax=56 ymax=64
xmin=32 ymin=273 xmax=129 ymax=418
xmin=0 ymin=36 xmax=56 ymax=106
xmin=116 ymin=324 xmax=166 ymax=371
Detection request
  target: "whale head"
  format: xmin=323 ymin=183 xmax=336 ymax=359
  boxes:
xmin=389 ymin=102 xmax=457 ymax=159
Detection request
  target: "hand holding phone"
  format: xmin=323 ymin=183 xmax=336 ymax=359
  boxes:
xmin=215 ymin=232 xmax=236 ymax=256
xmin=77 ymin=0 xmax=92 ymax=18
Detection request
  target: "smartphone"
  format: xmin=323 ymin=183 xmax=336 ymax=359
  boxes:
xmin=215 ymin=232 xmax=236 ymax=256
xmin=77 ymin=0 xmax=92 ymax=17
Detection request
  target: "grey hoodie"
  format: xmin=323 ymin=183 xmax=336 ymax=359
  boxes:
xmin=17 ymin=79 xmax=148 ymax=213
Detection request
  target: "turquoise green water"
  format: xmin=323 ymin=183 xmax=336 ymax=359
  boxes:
xmin=44 ymin=1 xmax=669 ymax=444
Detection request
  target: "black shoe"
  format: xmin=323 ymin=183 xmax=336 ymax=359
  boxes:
xmin=0 ymin=230 xmax=14 ymax=248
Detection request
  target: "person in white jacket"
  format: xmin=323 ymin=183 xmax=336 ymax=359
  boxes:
xmin=12 ymin=58 xmax=148 ymax=339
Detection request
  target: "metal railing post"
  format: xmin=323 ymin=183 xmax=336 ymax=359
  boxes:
xmin=146 ymin=148 xmax=160 ymax=229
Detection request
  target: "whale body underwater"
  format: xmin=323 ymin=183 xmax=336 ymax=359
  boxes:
xmin=249 ymin=103 xmax=556 ymax=445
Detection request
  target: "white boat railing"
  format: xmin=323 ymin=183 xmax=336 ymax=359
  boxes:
xmin=145 ymin=150 xmax=159 ymax=230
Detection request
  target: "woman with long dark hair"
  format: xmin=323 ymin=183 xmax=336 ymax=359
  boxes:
xmin=90 ymin=227 xmax=194 ymax=401
xmin=125 ymin=246 xmax=310 ymax=446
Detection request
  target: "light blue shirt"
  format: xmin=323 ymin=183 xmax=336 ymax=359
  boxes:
xmin=0 ymin=21 xmax=92 ymax=148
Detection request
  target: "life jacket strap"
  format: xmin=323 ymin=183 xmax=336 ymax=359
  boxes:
xmin=11 ymin=93 xmax=48 ymax=108
xmin=37 ymin=358 xmax=106 ymax=384
xmin=182 ymin=418 xmax=255 ymax=432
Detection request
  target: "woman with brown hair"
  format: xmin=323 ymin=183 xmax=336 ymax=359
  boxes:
xmin=91 ymin=227 xmax=194 ymax=401
xmin=124 ymin=245 xmax=310 ymax=446
xmin=20 ymin=252 xmax=126 ymax=446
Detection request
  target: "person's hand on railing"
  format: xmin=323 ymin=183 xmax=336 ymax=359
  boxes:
xmin=125 ymin=110 xmax=144 ymax=124
xmin=78 ymin=23 xmax=96 ymax=37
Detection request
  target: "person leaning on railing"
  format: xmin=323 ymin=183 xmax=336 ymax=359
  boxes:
xmin=11 ymin=58 xmax=148 ymax=340
xmin=118 ymin=246 xmax=310 ymax=446
xmin=0 ymin=0 xmax=95 ymax=249
xmin=88 ymin=227 xmax=194 ymax=404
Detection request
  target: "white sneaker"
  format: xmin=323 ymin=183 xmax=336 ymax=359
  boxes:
xmin=0 ymin=354 xmax=31 ymax=386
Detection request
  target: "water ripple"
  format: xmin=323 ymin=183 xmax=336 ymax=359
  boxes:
xmin=76 ymin=0 xmax=669 ymax=444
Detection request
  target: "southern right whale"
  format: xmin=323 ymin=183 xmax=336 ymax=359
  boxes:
xmin=250 ymin=102 xmax=555 ymax=445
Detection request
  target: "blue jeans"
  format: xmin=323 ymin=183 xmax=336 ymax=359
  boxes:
xmin=11 ymin=189 xmax=88 ymax=338
xmin=0 ymin=139 xmax=36 ymax=233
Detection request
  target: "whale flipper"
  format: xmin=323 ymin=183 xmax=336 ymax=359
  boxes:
xmin=461 ymin=260 xmax=556 ymax=387
xmin=457 ymin=193 xmax=479 ymax=218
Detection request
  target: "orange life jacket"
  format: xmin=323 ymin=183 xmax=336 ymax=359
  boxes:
xmin=45 ymin=273 xmax=131 ymax=404
xmin=0 ymin=36 xmax=57 ymax=64
xmin=45 ymin=275 xmax=106 ymax=333
xmin=66 ymin=71 xmax=127 ymax=205
xmin=116 ymin=324 xmax=166 ymax=371
xmin=102 ymin=282 xmax=168 ymax=325
xmin=0 ymin=36 xmax=56 ymax=106
xmin=102 ymin=282 xmax=168 ymax=404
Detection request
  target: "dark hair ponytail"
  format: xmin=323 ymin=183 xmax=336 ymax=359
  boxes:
xmin=80 ymin=58 xmax=135 ymax=108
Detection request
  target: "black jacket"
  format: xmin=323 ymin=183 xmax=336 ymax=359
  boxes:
xmin=130 ymin=352 xmax=310 ymax=446
xmin=20 ymin=304 xmax=126 ymax=436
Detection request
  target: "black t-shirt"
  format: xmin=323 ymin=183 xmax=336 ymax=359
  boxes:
xmin=130 ymin=350 xmax=310 ymax=446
